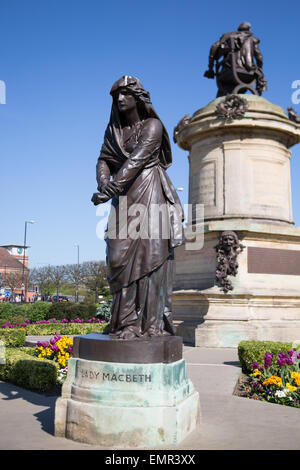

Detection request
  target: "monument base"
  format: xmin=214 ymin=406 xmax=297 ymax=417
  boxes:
xmin=173 ymin=221 xmax=300 ymax=347
xmin=174 ymin=289 xmax=300 ymax=347
xmin=55 ymin=335 xmax=200 ymax=447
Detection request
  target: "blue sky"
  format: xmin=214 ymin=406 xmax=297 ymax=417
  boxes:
xmin=1 ymin=0 xmax=300 ymax=268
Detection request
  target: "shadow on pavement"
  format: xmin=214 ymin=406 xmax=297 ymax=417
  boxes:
xmin=223 ymin=361 xmax=241 ymax=368
xmin=0 ymin=381 xmax=59 ymax=436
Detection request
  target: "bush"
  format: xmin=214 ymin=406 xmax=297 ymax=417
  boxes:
xmin=26 ymin=302 xmax=52 ymax=322
xmin=96 ymin=302 xmax=111 ymax=322
xmin=238 ymin=340 xmax=293 ymax=373
xmin=0 ymin=347 xmax=58 ymax=391
xmin=0 ymin=303 xmax=29 ymax=324
xmin=0 ymin=328 xmax=26 ymax=347
xmin=0 ymin=303 xmax=15 ymax=320
xmin=47 ymin=302 xmax=98 ymax=321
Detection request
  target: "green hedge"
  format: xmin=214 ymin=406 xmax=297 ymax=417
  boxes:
xmin=238 ymin=340 xmax=294 ymax=373
xmin=0 ymin=303 xmax=16 ymax=321
xmin=26 ymin=302 xmax=52 ymax=322
xmin=0 ymin=302 xmax=52 ymax=323
xmin=0 ymin=328 xmax=26 ymax=347
xmin=0 ymin=347 xmax=58 ymax=392
xmin=47 ymin=302 xmax=98 ymax=321
xmin=0 ymin=301 xmax=99 ymax=324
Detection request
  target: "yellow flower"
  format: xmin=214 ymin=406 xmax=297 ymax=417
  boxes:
xmin=251 ymin=369 xmax=262 ymax=377
xmin=286 ymin=383 xmax=297 ymax=393
xmin=291 ymin=372 xmax=300 ymax=387
xmin=263 ymin=376 xmax=282 ymax=388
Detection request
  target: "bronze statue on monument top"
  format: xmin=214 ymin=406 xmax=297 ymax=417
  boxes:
xmin=204 ymin=21 xmax=267 ymax=97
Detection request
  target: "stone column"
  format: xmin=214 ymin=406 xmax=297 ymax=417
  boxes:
xmin=173 ymin=95 xmax=300 ymax=347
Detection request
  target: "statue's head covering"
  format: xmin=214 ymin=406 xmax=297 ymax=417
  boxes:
xmin=238 ymin=21 xmax=251 ymax=32
xmin=110 ymin=75 xmax=152 ymax=105
xmin=100 ymin=76 xmax=172 ymax=170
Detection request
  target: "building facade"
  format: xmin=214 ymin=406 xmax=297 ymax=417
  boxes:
xmin=0 ymin=243 xmax=33 ymax=302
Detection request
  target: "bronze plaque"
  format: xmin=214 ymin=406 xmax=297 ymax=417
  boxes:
xmin=248 ymin=247 xmax=300 ymax=275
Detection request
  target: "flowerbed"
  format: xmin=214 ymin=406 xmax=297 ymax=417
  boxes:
xmin=1 ymin=317 xmax=106 ymax=329
xmin=240 ymin=349 xmax=300 ymax=407
xmin=0 ymin=317 xmax=110 ymax=390
xmin=35 ymin=334 xmax=73 ymax=370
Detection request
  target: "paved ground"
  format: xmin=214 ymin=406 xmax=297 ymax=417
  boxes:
xmin=1 ymin=346 xmax=300 ymax=450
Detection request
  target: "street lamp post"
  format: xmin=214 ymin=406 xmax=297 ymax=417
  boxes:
xmin=74 ymin=243 xmax=79 ymax=302
xmin=22 ymin=220 xmax=35 ymax=302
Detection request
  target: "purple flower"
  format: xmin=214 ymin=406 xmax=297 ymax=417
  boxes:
xmin=288 ymin=349 xmax=295 ymax=356
xmin=68 ymin=347 xmax=73 ymax=353
xmin=277 ymin=358 xmax=286 ymax=367
xmin=277 ymin=352 xmax=294 ymax=366
xmin=264 ymin=352 xmax=273 ymax=369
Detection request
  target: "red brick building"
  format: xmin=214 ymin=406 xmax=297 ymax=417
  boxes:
xmin=0 ymin=244 xmax=31 ymax=301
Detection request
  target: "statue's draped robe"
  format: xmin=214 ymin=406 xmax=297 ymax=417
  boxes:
xmin=97 ymin=117 xmax=184 ymax=337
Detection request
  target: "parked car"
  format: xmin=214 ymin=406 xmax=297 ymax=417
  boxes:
xmin=52 ymin=295 xmax=69 ymax=302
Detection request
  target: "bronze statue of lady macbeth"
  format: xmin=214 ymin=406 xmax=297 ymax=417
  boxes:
xmin=92 ymin=76 xmax=184 ymax=340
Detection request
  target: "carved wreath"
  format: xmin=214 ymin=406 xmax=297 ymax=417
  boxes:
xmin=287 ymin=107 xmax=300 ymax=124
xmin=215 ymin=231 xmax=245 ymax=293
xmin=173 ymin=114 xmax=191 ymax=143
xmin=215 ymin=94 xmax=248 ymax=120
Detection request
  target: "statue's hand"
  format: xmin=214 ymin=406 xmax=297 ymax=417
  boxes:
xmin=97 ymin=178 xmax=109 ymax=193
xmin=101 ymin=181 xmax=118 ymax=198
xmin=204 ymin=69 xmax=215 ymax=79
xmin=91 ymin=192 xmax=110 ymax=205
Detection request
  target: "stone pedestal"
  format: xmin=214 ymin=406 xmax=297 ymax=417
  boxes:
xmin=55 ymin=334 xmax=200 ymax=447
xmin=174 ymin=95 xmax=300 ymax=347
